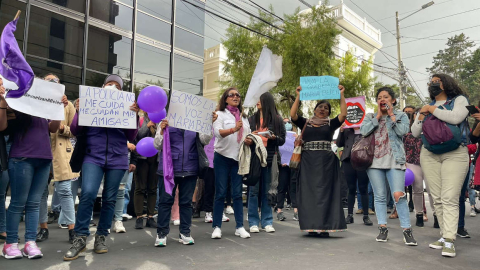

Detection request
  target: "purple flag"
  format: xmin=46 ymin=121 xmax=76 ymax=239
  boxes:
xmin=162 ymin=127 xmax=175 ymax=196
xmin=1 ymin=18 xmax=34 ymax=98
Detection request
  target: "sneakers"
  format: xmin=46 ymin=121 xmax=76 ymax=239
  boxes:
xmin=59 ymin=224 xmax=68 ymax=229
xmin=2 ymin=243 xmax=23 ymax=259
xmin=433 ymin=214 xmax=439 ymax=229
xmin=345 ymin=214 xmax=354 ymax=224
xmin=263 ymin=225 xmax=275 ymax=233
xmin=68 ymin=229 xmax=75 ymax=244
xmin=47 ymin=211 xmax=59 ymax=224
xmin=457 ymin=227 xmax=470 ymax=238
xmin=64 ymin=236 xmax=87 ymax=261
xmin=235 ymin=227 xmax=251 ymax=238
xmin=470 ymin=207 xmax=477 ymax=217
xmin=122 ymin=213 xmax=133 ymax=221
xmin=179 ymin=233 xmax=195 ymax=245
xmin=429 ymin=238 xmax=445 ymax=249
xmin=355 ymin=209 xmax=364 ymax=215
xmin=415 ymin=213 xmax=424 ymax=227
xmin=293 ymin=212 xmax=299 ymax=221
xmin=113 ymin=220 xmax=126 ymax=233
xmin=94 ymin=234 xmax=108 ymax=254
xmin=225 ymin=206 xmax=234 ymax=215
xmin=249 ymin=225 xmax=260 ymax=233
xmin=22 ymin=241 xmax=43 ymax=259
xmin=205 ymin=212 xmax=213 ymax=223
xmin=211 ymin=227 xmax=222 ymax=239
xmin=363 ymin=216 xmax=373 ymax=226
xmin=155 ymin=233 xmax=167 ymax=247
xmin=376 ymin=226 xmax=388 ymax=242
xmin=442 ymin=239 xmax=456 ymax=257
xmin=277 ymin=212 xmax=286 ymax=221
xmin=89 ymin=220 xmax=97 ymax=227
xmin=222 ymin=213 xmax=230 ymax=222
xmin=135 ymin=217 xmax=144 ymax=229
xmin=403 ymin=228 xmax=417 ymax=246
xmin=146 ymin=217 xmax=157 ymax=228
xmin=285 ymin=204 xmax=291 ymax=210
xmin=36 ymin=228 xmax=49 ymax=242
xmin=368 ymin=209 xmax=375 ymax=215
xmin=173 ymin=220 xmax=180 ymax=226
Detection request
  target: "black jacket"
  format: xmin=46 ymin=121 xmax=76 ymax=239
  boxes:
xmin=336 ymin=128 xmax=361 ymax=162
xmin=248 ymin=115 xmax=286 ymax=166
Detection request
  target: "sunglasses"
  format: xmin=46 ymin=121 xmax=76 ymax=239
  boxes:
xmin=427 ymin=79 xmax=441 ymax=86
xmin=227 ymin=93 xmax=241 ymax=98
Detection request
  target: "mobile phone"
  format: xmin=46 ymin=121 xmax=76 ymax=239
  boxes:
xmin=466 ymin=105 xmax=478 ymax=115
xmin=258 ymin=131 xmax=273 ymax=138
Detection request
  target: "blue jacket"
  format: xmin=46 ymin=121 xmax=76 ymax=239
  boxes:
xmin=157 ymin=127 xmax=199 ymax=177
xmin=360 ymin=110 xmax=409 ymax=165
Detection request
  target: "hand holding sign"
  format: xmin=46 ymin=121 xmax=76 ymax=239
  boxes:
xmin=300 ymin=76 xmax=340 ymax=101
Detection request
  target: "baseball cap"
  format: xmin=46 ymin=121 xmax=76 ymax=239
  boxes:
xmin=104 ymin=74 xmax=124 ymax=89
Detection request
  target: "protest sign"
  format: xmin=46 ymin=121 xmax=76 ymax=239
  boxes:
xmin=300 ymin=76 xmax=340 ymax=101
xmin=344 ymin=96 xmax=366 ymax=129
xmin=5 ymin=78 xmax=65 ymax=120
xmin=279 ymin=131 xmax=296 ymax=165
xmin=204 ymin=137 xmax=215 ymax=168
xmin=78 ymin=85 xmax=137 ymax=129
xmin=166 ymin=90 xmax=216 ymax=135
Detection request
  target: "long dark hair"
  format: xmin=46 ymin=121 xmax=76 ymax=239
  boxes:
xmin=430 ymin=73 xmax=468 ymax=100
xmin=254 ymin=92 xmax=281 ymax=134
xmin=217 ymin=87 xmax=246 ymax=117
xmin=314 ymin=100 xmax=332 ymax=116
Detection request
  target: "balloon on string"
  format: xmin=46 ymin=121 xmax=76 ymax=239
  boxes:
xmin=136 ymin=137 xmax=158 ymax=157
xmin=149 ymin=109 xmax=167 ymax=123
xmin=405 ymin=168 xmax=414 ymax=186
xmin=137 ymin=86 xmax=168 ymax=113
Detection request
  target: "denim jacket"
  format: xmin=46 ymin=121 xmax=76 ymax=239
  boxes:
xmin=360 ymin=110 xmax=409 ymax=165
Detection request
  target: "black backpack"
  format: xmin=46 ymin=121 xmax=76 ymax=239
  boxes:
xmin=242 ymin=144 xmax=262 ymax=186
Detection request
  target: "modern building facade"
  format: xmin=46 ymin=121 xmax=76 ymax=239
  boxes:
xmin=0 ymin=0 xmax=206 ymax=99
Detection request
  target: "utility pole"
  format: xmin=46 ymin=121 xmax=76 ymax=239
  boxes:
xmin=395 ymin=11 xmax=407 ymax=109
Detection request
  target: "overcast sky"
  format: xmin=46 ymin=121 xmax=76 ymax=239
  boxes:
xmin=201 ymin=0 xmax=480 ymax=99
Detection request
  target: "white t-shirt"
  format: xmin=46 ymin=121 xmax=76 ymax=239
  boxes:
xmin=213 ymin=110 xmax=251 ymax=161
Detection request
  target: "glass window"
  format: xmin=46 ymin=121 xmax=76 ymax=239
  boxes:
xmin=136 ymin=12 xmax=171 ymax=44
xmin=86 ymin=70 xmax=131 ymax=92
xmin=173 ymin=54 xmax=203 ymax=94
xmin=27 ymin=56 xmax=82 ymax=100
xmin=0 ymin=0 xmax=26 ymax=50
xmin=175 ymin=27 xmax=204 ymax=57
xmin=87 ymin=26 xmax=131 ymax=80
xmin=176 ymin=0 xmax=204 ymax=35
xmin=42 ymin=0 xmax=86 ymax=13
xmin=90 ymin=0 xmax=132 ymax=31
xmin=137 ymin=0 xmax=171 ymax=21
xmin=118 ymin=0 xmax=134 ymax=6
xmin=28 ymin=7 xmax=84 ymax=67
xmin=134 ymin=42 xmax=170 ymax=88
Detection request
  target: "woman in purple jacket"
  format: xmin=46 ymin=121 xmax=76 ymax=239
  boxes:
xmin=64 ymin=75 xmax=138 ymax=261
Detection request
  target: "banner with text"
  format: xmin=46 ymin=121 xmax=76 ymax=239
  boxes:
xmin=5 ymin=78 xmax=65 ymax=120
xmin=167 ymin=90 xmax=216 ymax=135
xmin=344 ymin=96 xmax=366 ymax=129
xmin=78 ymin=85 xmax=137 ymax=129
xmin=279 ymin=131 xmax=296 ymax=165
xmin=300 ymin=76 xmax=340 ymax=101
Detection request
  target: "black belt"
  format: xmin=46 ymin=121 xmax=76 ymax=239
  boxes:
xmin=303 ymin=141 xmax=331 ymax=151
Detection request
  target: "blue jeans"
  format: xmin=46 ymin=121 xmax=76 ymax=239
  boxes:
xmin=114 ymin=170 xmax=130 ymax=221
xmin=367 ymin=168 xmax=411 ymax=229
xmin=467 ymin=164 xmax=476 ymax=206
xmin=6 ymin=158 xmax=51 ymax=243
xmin=0 ymin=169 xmax=9 ymax=234
xmin=357 ymin=182 xmax=374 ymax=210
xmin=74 ymin=163 xmax=126 ymax=236
xmin=51 ymin=186 xmax=61 ymax=213
xmin=123 ymin=172 xmax=133 ymax=214
xmin=213 ymin=153 xmax=244 ymax=229
xmin=39 ymin=180 xmax=76 ymax=225
xmin=248 ymin=166 xmax=273 ymax=228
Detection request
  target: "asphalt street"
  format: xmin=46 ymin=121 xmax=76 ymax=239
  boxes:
xmin=1 ymin=203 xmax=479 ymax=270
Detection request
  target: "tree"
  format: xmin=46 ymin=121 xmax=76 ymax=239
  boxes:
xmin=133 ymin=79 xmax=164 ymax=99
xmin=460 ymin=48 xmax=480 ymax=107
xmin=374 ymin=82 xmax=423 ymax=109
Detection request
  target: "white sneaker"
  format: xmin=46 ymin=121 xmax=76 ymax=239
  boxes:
xmin=173 ymin=220 xmax=180 ymax=226
xmin=264 ymin=225 xmax=275 ymax=233
xmin=114 ymin=220 xmax=126 ymax=233
xmin=205 ymin=212 xmax=213 ymax=223
xmin=211 ymin=227 xmax=222 ymax=239
xmin=155 ymin=233 xmax=167 ymax=247
xmin=226 ymin=206 xmax=234 ymax=215
xmin=222 ymin=213 xmax=230 ymax=222
xmin=470 ymin=208 xmax=477 ymax=217
xmin=249 ymin=225 xmax=260 ymax=233
xmin=235 ymin=227 xmax=251 ymax=239
xmin=179 ymin=233 xmax=195 ymax=245
xmin=122 ymin=213 xmax=133 ymax=220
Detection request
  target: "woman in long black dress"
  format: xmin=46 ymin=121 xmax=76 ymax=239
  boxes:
xmin=290 ymin=85 xmax=347 ymax=237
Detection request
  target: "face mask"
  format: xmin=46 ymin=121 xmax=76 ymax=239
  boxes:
xmin=428 ymin=82 xmax=443 ymax=97
xmin=285 ymin=123 xmax=292 ymax=131
xmin=104 ymin=84 xmax=118 ymax=90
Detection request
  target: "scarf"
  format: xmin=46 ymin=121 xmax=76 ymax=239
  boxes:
xmin=307 ymin=116 xmax=330 ymax=127
xmin=226 ymin=105 xmax=243 ymax=143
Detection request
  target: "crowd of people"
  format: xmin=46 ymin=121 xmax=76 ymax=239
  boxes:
xmin=0 ymin=72 xmax=478 ymax=261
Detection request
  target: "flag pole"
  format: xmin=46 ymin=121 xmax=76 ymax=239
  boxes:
xmin=14 ymin=10 xmax=21 ymax=21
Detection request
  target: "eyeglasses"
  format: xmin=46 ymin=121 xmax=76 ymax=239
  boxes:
xmin=227 ymin=93 xmax=241 ymax=98
xmin=427 ymin=79 xmax=441 ymax=86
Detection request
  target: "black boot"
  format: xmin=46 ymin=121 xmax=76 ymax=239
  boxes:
xmin=415 ymin=214 xmax=424 ymax=227
xmin=363 ymin=216 xmax=373 ymax=226
xmin=36 ymin=228 xmax=49 ymax=242
xmin=433 ymin=214 xmax=439 ymax=229
xmin=135 ymin=217 xmax=144 ymax=229
xmin=64 ymin=236 xmax=87 ymax=261
xmin=68 ymin=229 xmax=75 ymax=244
xmin=345 ymin=214 xmax=354 ymax=224
xmin=94 ymin=234 xmax=108 ymax=254
xmin=145 ymin=217 xmax=157 ymax=228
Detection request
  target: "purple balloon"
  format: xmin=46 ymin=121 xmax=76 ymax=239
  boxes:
xmin=149 ymin=109 xmax=167 ymax=123
xmin=405 ymin=168 xmax=415 ymax=186
xmin=137 ymin=86 xmax=168 ymax=114
xmin=136 ymin=137 xmax=158 ymax=157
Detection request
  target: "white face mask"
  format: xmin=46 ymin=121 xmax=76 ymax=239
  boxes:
xmin=104 ymin=84 xmax=118 ymax=90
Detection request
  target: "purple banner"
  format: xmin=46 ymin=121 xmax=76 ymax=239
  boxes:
xmin=204 ymin=136 xmax=215 ymax=168
xmin=279 ymin=131 xmax=296 ymax=165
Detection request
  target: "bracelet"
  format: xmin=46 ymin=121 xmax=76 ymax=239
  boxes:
xmin=0 ymin=107 xmax=7 ymax=110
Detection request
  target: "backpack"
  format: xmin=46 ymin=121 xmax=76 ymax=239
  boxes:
xmin=421 ymin=96 xmax=469 ymax=154
xmin=242 ymin=144 xmax=262 ymax=186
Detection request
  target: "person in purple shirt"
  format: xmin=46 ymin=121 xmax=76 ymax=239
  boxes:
xmin=64 ymin=75 xmax=139 ymax=261
xmin=0 ymin=88 xmax=67 ymax=260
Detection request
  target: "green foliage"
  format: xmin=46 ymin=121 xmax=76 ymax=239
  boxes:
xmin=460 ymin=48 xmax=480 ymax=107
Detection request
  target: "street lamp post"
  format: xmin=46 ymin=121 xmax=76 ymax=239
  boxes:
xmin=395 ymin=1 xmax=434 ymax=109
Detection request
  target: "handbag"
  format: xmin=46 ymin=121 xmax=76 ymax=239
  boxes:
xmin=289 ymin=122 xmax=308 ymax=169
xmin=350 ymin=132 xmax=375 ymax=171
xmin=69 ymin=131 xmax=87 ymax=173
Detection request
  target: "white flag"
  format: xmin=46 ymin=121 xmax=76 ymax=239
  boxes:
xmin=243 ymin=47 xmax=282 ymax=107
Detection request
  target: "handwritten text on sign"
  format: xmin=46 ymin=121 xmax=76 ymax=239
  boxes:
xmin=345 ymin=96 xmax=366 ymax=129
xmin=78 ymin=86 xmax=137 ymax=129
xmin=167 ymin=90 xmax=216 ymax=135
xmin=300 ymin=76 xmax=340 ymax=101
xmin=279 ymin=131 xmax=296 ymax=165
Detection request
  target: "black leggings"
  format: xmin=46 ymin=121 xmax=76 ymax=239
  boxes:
xmin=276 ymin=166 xmax=291 ymax=209
xmin=343 ymin=160 xmax=369 ymax=216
